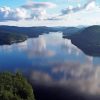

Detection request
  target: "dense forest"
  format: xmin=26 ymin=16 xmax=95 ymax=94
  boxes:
xmin=67 ymin=25 xmax=100 ymax=56
xmin=0 ymin=30 xmax=27 ymax=45
xmin=0 ymin=72 xmax=35 ymax=100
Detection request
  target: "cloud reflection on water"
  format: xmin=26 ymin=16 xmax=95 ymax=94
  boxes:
xmin=30 ymin=61 xmax=100 ymax=95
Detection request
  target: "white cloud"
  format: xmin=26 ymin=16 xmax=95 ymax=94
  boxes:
xmin=30 ymin=8 xmax=47 ymax=20
xmin=85 ymin=0 xmax=96 ymax=10
xmin=61 ymin=0 xmax=97 ymax=15
xmin=22 ymin=2 xmax=57 ymax=9
xmin=0 ymin=6 xmax=30 ymax=21
xmin=21 ymin=2 xmax=57 ymax=20
xmin=0 ymin=1 xmax=57 ymax=21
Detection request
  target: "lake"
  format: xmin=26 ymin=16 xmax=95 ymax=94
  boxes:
xmin=0 ymin=32 xmax=100 ymax=100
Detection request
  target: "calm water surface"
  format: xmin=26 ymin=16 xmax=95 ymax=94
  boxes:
xmin=0 ymin=32 xmax=100 ymax=100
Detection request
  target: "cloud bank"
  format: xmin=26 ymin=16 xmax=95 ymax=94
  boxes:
xmin=61 ymin=0 xmax=96 ymax=15
xmin=0 ymin=6 xmax=30 ymax=21
xmin=0 ymin=0 xmax=100 ymax=26
xmin=0 ymin=2 xmax=56 ymax=21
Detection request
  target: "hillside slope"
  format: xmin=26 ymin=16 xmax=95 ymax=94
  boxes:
xmin=68 ymin=25 xmax=100 ymax=56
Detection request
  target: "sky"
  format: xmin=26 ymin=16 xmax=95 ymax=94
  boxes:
xmin=0 ymin=0 xmax=100 ymax=26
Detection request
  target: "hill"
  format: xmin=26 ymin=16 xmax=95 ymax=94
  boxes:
xmin=67 ymin=25 xmax=100 ymax=56
xmin=0 ymin=30 xmax=27 ymax=45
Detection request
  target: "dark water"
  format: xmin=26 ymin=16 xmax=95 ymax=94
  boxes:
xmin=0 ymin=32 xmax=100 ymax=100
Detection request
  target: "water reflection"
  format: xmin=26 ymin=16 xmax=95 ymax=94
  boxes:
xmin=0 ymin=32 xmax=100 ymax=99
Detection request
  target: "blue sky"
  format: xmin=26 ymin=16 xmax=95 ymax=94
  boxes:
xmin=0 ymin=0 xmax=100 ymax=13
xmin=0 ymin=0 xmax=67 ymax=14
xmin=0 ymin=0 xmax=26 ymax=7
xmin=0 ymin=0 xmax=99 ymax=6
xmin=0 ymin=0 xmax=100 ymax=26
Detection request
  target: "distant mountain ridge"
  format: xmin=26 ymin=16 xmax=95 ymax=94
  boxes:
xmin=0 ymin=25 xmax=81 ymax=37
xmin=1 ymin=25 xmax=100 ymax=57
xmin=0 ymin=25 xmax=82 ymax=45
